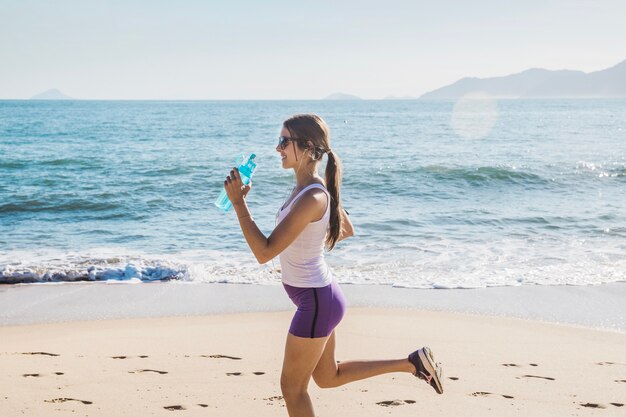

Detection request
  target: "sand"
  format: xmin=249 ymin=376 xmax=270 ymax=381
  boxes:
xmin=2 ymin=281 xmax=625 ymax=331
xmin=1 ymin=308 xmax=625 ymax=416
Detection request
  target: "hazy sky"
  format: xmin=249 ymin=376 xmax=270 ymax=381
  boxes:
xmin=1 ymin=0 xmax=625 ymax=99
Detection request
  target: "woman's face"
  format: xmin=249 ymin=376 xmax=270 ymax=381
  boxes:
xmin=276 ymin=126 xmax=302 ymax=169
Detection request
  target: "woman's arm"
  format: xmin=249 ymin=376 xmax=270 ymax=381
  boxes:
xmin=336 ymin=208 xmax=354 ymax=242
xmin=224 ymin=168 xmax=326 ymax=264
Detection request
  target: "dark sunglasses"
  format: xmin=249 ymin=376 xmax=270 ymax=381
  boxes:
xmin=278 ymin=135 xmax=298 ymax=150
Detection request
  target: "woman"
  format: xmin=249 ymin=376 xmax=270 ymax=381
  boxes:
xmin=223 ymin=114 xmax=443 ymax=417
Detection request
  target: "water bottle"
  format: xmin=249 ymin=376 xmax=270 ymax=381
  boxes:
xmin=214 ymin=153 xmax=257 ymax=212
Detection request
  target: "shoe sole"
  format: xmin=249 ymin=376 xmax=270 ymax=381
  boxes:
xmin=418 ymin=346 xmax=443 ymax=394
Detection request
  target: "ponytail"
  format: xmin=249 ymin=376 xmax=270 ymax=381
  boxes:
xmin=325 ymin=150 xmax=343 ymax=250
xmin=282 ymin=113 xmax=342 ymax=249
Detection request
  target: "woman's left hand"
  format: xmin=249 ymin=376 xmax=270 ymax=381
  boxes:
xmin=224 ymin=167 xmax=251 ymax=207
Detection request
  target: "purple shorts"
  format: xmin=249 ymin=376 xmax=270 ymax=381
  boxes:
xmin=283 ymin=280 xmax=347 ymax=338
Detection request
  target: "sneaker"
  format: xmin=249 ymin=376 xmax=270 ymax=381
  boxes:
xmin=408 ymin=346 xmax=443 ymax=394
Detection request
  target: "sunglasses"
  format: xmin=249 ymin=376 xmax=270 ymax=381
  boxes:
xmin=278 ymin=135 xmax=297 ymax=150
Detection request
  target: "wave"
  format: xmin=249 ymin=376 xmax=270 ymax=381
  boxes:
xmin=0 ymin=158 xmax=103 ymax=170
xmin=345 ymin=162 xmax=626 ymax=191
xmin=38 ymin=157 xmax=95 ymax=167
xmin=0 ymin=161 xmax=28 ymax=170
xmin=0 ymin=198 xmax=123 ymax=214
xmin=344 ymin=164 xmax=551 ymax=188
xmin=135 ymin=166 xmax=191 ymax=177
xmin=1 ymin=258 xmax=187 ymax=284
xmin=421 ymin=165 xmax=548 ymax=184
xmin=575 ymin=161 xmax=626 ymax=179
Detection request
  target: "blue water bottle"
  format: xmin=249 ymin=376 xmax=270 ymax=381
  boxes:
xmin=214 ymin=153 xmax=257 ymax=212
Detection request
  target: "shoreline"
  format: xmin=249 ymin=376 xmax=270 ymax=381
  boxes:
xmin=1 ymin=281 xmax=625 ymax=332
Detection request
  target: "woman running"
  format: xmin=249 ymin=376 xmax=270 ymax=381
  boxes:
xmin=223 ymin=114 xmax=443 ymax=417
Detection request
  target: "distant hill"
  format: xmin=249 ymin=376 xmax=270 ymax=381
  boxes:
xmin=30 ymin=89 xmax=74 ymax=100
xmin=420 ymin=59 xmax=626 ymax=99
xmin=384 ymin=95 xmax=417 ymax=100
xmin=323 ymin=92 xmax=362 ymax=100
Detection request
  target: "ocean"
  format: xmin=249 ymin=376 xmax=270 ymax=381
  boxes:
xmin=1 ymin=99 xmax=624 ymax=289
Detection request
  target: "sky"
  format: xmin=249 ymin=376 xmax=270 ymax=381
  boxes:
xmin=1 ymin=0 xmax=625 ymax=100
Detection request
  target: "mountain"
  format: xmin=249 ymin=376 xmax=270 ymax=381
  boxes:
xmin=30 ymin=89 xmax=74 ymax=100
xmin=323 ymin=92 xmax=362 ymax=100
xmin=420 ymin=59 xmax=626 ymax=99
xmin=384 ymin=95 xmax=417 ymax=100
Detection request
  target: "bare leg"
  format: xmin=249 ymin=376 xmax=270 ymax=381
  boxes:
xmin=312 ymin=330 xmax=415 ymax=388
xmin=280 ymin=332 xmax=330 ymax=417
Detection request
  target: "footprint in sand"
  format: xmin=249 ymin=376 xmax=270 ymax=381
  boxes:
xmin=263 ymin=396 xmax=285 ymax=406
xmin=225 ymin=372 xmax=264 ymax=376
xmin=516 ymin=374 xmax=555 ymax=381
xmin=615 ymin=380 xmax=626 ymax=383
xmin=163 ymin=404 xmax=209 ymax=411
xmin=448 ymin=377 xmax=459 ymax=381
xmin=471 ymin=392 xmax=515 ymax=399
xmin=164 ymin=405 xmax=185 ymax=411
xmin=376 ymin=400 xmax=417 ymax=407
xmin=202 ymin=354 xmax=242 ymax=360
xmin=23 ymin=372 xmax=64 ymax=377
xmin=503 ymin=363 xmax=539 ymax=367
xmin=472 ymin=392 xmax=492 ymax=396
xmin=22 ymin=352 xmax=60 ymax=357
xmin=580 ymin=403 xmax=606 ymax=409
xmin=129 ymin=369 xmax=168 ymax=375
xmin=597 ymin=361 xmax=626 ymax=366
xmin=111 ymin=355 xmax=150 ymax=359
xmin=580 ymin=402 xmax=625 ymax=409
xmin=44 ymin=398 xmax=92 ymax=405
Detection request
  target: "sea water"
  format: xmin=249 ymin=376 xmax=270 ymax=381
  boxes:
xmin=1 ymin=99 xmax=624 ymax=288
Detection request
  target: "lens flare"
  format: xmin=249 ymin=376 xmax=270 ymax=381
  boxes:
xmin=451 ymin=92 xmax=499 ymax=139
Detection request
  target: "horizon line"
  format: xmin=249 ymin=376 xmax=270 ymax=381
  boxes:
xmin=4 ymin=97 xmax=626 ymax=101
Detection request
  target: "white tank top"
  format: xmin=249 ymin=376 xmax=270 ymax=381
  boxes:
xmin=276 ymin=183 xmax=332 ymax=288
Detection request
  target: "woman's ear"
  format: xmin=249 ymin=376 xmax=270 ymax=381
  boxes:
xmin=305 ymin=140 xmax=318 ymax=160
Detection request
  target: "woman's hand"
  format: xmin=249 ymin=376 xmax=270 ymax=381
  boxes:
xmin=224 ymin=167 xmax=251 ymax=207
xmin=337 ymin=208 xmax=354 ymax=242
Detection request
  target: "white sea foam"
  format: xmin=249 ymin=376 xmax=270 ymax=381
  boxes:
xmin=1 ymin=240 xmax=625 ymax=289
xmin=0 ymin=248 xmax=189 ymax=284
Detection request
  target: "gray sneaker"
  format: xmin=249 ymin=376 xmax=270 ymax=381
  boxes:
xmin=408 ymin=346 xmax=443 ymax=394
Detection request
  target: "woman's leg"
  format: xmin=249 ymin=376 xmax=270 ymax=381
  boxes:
xmin=312 ymin=330 xmax=414 ymax=388
xmin=280 ymin=332 xmax=330 ymax=417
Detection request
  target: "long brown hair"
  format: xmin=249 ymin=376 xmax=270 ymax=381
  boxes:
xmin=283 ymin=114 xmax=343 ymax=250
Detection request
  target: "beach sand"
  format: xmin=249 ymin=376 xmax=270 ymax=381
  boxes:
xmin=1 ymin=308 xmax=625 ymax=416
